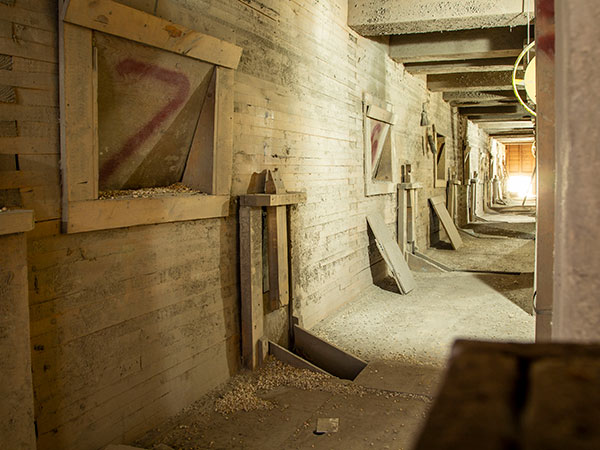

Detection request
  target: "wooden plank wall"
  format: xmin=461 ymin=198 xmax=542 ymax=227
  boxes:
xmin=0 ymin=0 xmax=490 ymax=449
xmin=0 ymin=0 xmax=61 ymax=233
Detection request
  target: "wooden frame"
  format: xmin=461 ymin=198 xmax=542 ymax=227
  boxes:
xmin=59 ymin=0 xmax=242 ymax=233
xmin=363 ymin=93 xmax=399 ymax=196
xmin=239 ymin=192 xmax=306 ymax=369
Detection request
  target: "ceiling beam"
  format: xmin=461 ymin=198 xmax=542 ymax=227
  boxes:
xmin=459 ymin=105 xmax=526 ymax=116
xmin=444 ymin=90 xmax=521 ymax=103
xmin=404 ymin=58 xmax=517 ymax=75
xmin=348 ymin=0 xmax=532 ymax=36
xmin=451 ymin=100 xmax=520 ymax=108
xmin=495 ymin=136 xmax=536 ymax=144
xmin=428 ymin=71 xmax=516 ymax=92
xmin=390 ymin=26 xmax=527 ymax=63
xmin=489 ymin=130 xmax=535 ymax=138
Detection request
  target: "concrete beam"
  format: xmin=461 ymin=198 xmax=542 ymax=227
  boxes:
xmin=349 ymin=0 xmax=533 ymax=36
xmin=470 ymin=114 xmax=532 ymax=123
xmin=428 ymin=71 xmax=516 ymax=92
xmin=479 ymin=121 xmax=534 ymax=129
xmin=459 ymin=105 xmax=526 ymax=116
xmin=390 ymin=26 xmax=527 ymax=63
xmin=444 ymin=90 xmax=521 ymax=104
xmin=451 ymin=100 xmax=520 ymax=108
xmin=404 ymin=58 xmax=516 ymax=75
xmin=494 ymin=136 xmax=535 ymax=144
xmin=489 ymin=130 xmax=535 ymax=138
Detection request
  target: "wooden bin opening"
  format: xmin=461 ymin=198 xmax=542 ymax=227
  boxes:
xmin=96 ymin=32 xmax=216 ymax=193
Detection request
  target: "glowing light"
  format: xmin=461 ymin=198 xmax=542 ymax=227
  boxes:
xmin=507 ymin=175 xmax=534 ymax=198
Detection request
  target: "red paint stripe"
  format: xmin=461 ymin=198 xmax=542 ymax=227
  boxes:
xmin=100 ymin=58 xmax=191 ymax=181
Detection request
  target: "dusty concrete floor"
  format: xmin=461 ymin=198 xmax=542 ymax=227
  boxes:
xmin=422 ymin=206 xmax=536 ymax=273
xmin=422 ymin=233 xmax=534 ymax=273
xmin=135 ymin=359 xmax=433 ymax=450
xmin=311 ymin=272 xmax=535 ymax=367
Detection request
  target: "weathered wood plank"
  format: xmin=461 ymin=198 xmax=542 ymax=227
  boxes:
xmin=366 ymin=213 xmax=416 ymax=294
xmin=239 ymin=206 xmax=264 ymax=369
xmin=239 ymin=192 xmax=307 ymax=207
xmin=267 ymin=205 xmax=289 ymax=309
xmin=0 ymin=209 xmax=34 ymax=235
xmin=59 ymin=22 xmax=96 ymax=210
xmin=65 ymin=195 xmax=230 ymax=233
xmin=429 ymin=196 xmax=463 ymax=250
xmin=64 ymin=0 xmax=243 ymax=69
xmin=214 ymin=66 xmax=234 ymax=194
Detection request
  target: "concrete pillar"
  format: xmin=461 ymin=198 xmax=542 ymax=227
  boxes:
xmin=0 ymin=211 xmax=36 ymax=449
xmin=553 ymin=0 xmax=600 ymax=340
xmin=534 ymin=0 xmax=555 ymax=341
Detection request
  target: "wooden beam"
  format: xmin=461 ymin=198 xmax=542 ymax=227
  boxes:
xmin=366 ymin=104 xmax=396 ymax=125
xmin=390 ymin=27 xmax=527 ymax=63
xmin=428 ymin=71 xmax=515 ymax=92
xmin=239 ymin=192 xmax=307 ymax=207
xmin=267 ymin=205 xmax=289 ymax=309
xmin=59 ymin=22 xmax=96 ymax=212
xmin=239 ymin=206 xmax=264 ymax=370
xmin=214 ymin=67 xmax=234 ymax=194
xmin=0 ymin=210 xmax=34 ymax=235
xmin=405 ymin=58 xmax=517 ymax=75
xmin=64 ymin=194 xmax=229 ymax=233
xmin=64 ymin=0 xmax=242 ymax=69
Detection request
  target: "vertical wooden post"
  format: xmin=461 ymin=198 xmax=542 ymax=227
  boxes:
xmin=397 ymin=187 xmax=408 ymax=256
xmin=267 ymin=205 xmax=289 ymax=310
xmin=408 ymin=189 xmax=417 ymax=253
xmin=449 ymin=184 xmax=454 ymax=222
xmin=240 ymin=206 xmax=264 ymax=369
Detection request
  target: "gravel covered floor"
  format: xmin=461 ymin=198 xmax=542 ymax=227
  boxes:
xmin=310 ymin=272 xmax=535 ymax=367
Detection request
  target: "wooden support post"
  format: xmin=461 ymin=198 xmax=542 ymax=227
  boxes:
xmin=267 ymin=205 xmax=289 ymax=310
xmin=469 ymin=178 xmax=478 ymax=222
xmin=239 ymin=206 xmax=264 ymax=369
xmin=408 ymin=189 xmax=418 ymax=253
xmin=397 ymin=187 xmax=408 ymax=256
xmin=398 ymin=182 xmax=423 ymax=257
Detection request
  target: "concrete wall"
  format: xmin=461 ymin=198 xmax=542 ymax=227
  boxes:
xmin=1 ymin=1 xmax=487 ymax=448
xmin=553 ymin=0 xmax=600 ymax=341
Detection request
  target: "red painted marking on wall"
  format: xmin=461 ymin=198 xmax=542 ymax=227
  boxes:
xmin=538 ymin=0 xmax=554 ymax=19
xmin=371 ymin=122 xmax=382 ymax=165
xmin=100 ymin=58 xmax=191 ymax=181
xmin=538 ymin=33 xmax=555 ymax=59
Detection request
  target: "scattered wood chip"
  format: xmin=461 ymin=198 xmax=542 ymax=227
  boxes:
xmin=98 ymin=183 xmax=206 ymax=200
